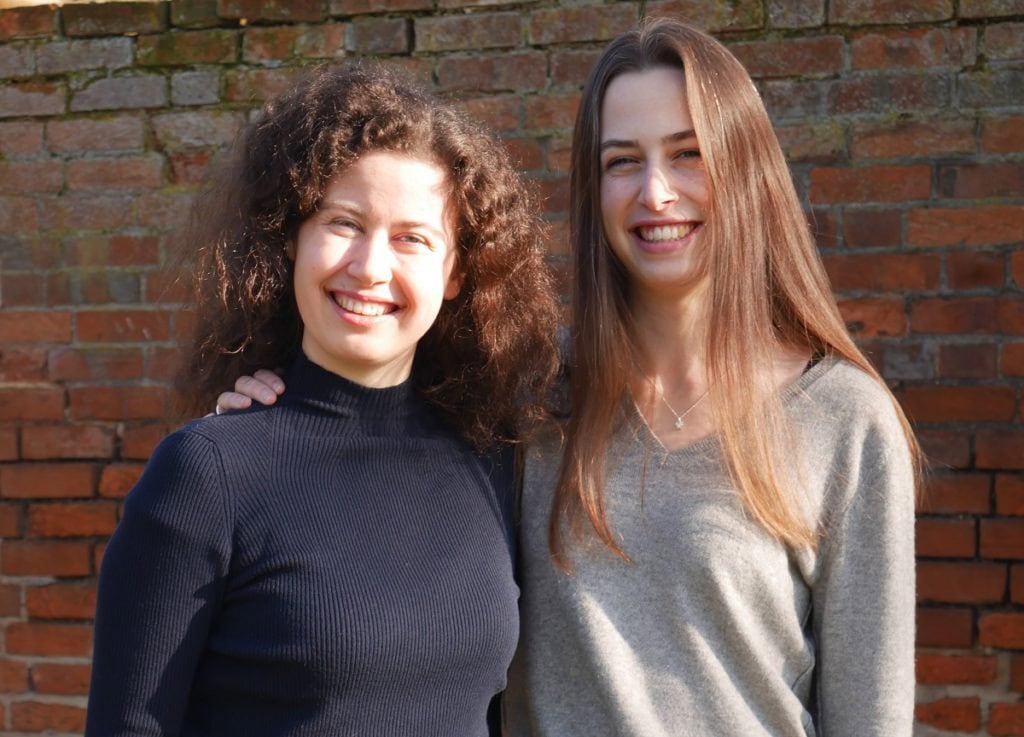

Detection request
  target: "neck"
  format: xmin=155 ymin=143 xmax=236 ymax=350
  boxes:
xmin=630 ymin=282 xmax=709 ymax=390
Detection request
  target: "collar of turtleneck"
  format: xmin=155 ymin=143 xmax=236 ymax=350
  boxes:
xmin=280 ymin=351 xmax=421 ymax=429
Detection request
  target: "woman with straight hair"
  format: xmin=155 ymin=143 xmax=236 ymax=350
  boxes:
xmin=85 ymin=63 xmax=558 ymax=737
xmin=225 ymin=18 xmax=920 ymax=737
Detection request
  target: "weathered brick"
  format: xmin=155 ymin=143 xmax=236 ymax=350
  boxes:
xmin=921 ymin=473 xmax=990 ymax=514
xmin=825 ymin=253 xmax=940 ymax=291
xmin=830 ymin=0 xmax=953 ymax=24
xmin=811 ymin=165 xmax=931 ymax=204
xmin=455 ymin=95 xmax=521 ymax=133
xmin=64 ymin=2 xmax=166 ymax=37
xmin=46 ymin=116 xmax=144 ymax=154
xmin=22 ymin=425 xmax=116 ymax=460
xmin=837 ymin=298 xmax=906 ymax=337
xmin=852 ymin=28 xmax=975 ymax=70
xmin=646 ymin=0 xmax=764 ymax=31
xmin=830 ymin=73 xmax=949 ymax=114
xmin=0 ymin=44 xmax=34 ymax=80
xmin=915 ymin=698 xmax=980 ymax=733
xmin=527 ymin=4 xmax=637 ymax=45
xmin=939 ymin=162 xmax=1024 ymax=200
xmin=841 ymin=208 xmax=901 ymax=248
xmin=31 ymin=663 xmax=92 ymax=695
xmin=39 ymin=193 xmax=136 ymax=232
xmin=69 ymin=385 xmax=168 ymax=421
xmin=0 ymin=121 xmax=43 ymax=156
xmin=1006 ymin=342 xmax=1024 ymax=376
xmin=171 ymin=0 xmax=221 ymax=28
xmin=916 ymin=518 xmax=975 ymax=558
xmin=438 ymin=51 xmax=546 ymax=93
xmin=0 ymin=430 xmax=16 ymax=463
xmin=138 ymin=190 xmax=195 ymax=230
xmin=36 ymin=37 xmax=133 ymax=75
xmin=153 ymin=110 xmax=242 ymax=151
xmin=170 ymin=70 xmax=221 ymax=106
xmin=948 ymin=251 xmax=1004 ymax=289
xmin=918 ymin=561 xmax=1006 ymax=603
xmin=551 ymin=49 xmax=603 ymax=87
xmin=0 ymin=311 xmax=71 ymax=343
xmin=730 ymin=36 xmax=843 ymax=78
xmin=978 ymin=431 xmax=1024 ymax=470
xmin=918 ymin=429 xmax=972 ymax=468
xmin=851 ymin=119 xmax=974 ymax=158
xmin=137 ymin=29 xmax=238 ymax=66
xmin=0 ymin=344 xmax=47 ymax=382
xmin=1 ymin=542 xmax=92 ymax=577
xmin=767 ymin=0 xmax=825 ymax=28
xmin=332 ymin=0 xmax=430 ymax=12
xmin=224 ymin=67 xmax=302 ymax=102
xmin=985 ymin=22 xmax=1024 ymax=60
xmin=415 ymin=13 xmax=520 ymax=53
xmin=0 ymin=160 xmax=63 ymax=195
xmin=525 ymin=93 xmax=580 ymax=131
xmin=169 ymin=150 xmax=214 ymax=182
xmin=983 ymin=115 xmax=1024 ymax=153
xmin=1014 ymin=251 xmax=1024 ymax=287
xmin=75 ymin=309 xmax=171 ymax=343
xmin=917 ymin=607 xmax=973 ymax=648
xmin=961 ymin=0 xmax=1024 ymax=18
xmin=761 ymin=78 xmax=829 ymax=119
xmin=960 ymin=69 xmax=1024 ymax=109
xmin=347 ymin=17 xmax=408 ymax=54
xmin=940 ymin=343 xmax=998 ymax=378
xmin=218 ymin=0 xmax=324 ymax=22
xmin=71 ymin=75 xmax=167 ymax=112
xmin=909 ymin=206 xmax=1024 ymax=247
xmin=0 ymin=6 xmax=56 ymax=40
xmin=65 ymin=154 xmax=165 ymax=192
xmin=0 ymin=81 xmax=65 ymax=119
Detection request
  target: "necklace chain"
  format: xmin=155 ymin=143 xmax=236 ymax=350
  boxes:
xmin=656 ymin=384 xmax=710 ymax=430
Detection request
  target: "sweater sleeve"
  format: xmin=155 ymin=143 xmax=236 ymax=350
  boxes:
xmin=85 ymin=428 xmax=232 ymax=737
xmin=810 ymin=418 xmax=916 ymax=737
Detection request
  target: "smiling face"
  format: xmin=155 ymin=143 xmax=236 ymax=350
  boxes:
xmin=599 ymin=66 xmax=709 ymax=300
xmin=292 ymin=150 xmax=460 ymax=387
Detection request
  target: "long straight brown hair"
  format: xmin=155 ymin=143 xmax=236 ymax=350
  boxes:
xmin=550 ymin=18 xmax=922 ymax=569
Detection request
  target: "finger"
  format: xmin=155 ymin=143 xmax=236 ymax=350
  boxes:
xmin=216 ymin=391 xmax=253 ymax=412
xmin=253 ymin=369 xmax=286 ymax=395
xmin=233 ymin=376 xmax=279 ymax=405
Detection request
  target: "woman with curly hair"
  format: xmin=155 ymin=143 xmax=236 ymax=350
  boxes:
xmin=85 ymin=64 xmax=558 ymax=737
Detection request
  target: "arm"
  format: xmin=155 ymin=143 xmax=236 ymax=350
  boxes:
xmin=811 ymin=427 xmax=916 ymax=736
xmin=216 ymin=369 xmax=285 ymax=412
xmin=85 ymin=430 xmax=232 ymax=737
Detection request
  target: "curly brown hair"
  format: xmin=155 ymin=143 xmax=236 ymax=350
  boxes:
xmin=177 ymin=63 xmax=559 ymax=449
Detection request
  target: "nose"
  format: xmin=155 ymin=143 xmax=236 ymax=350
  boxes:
xmin=347 ymin=231 xmax=393 ymax=285
xmin=638 ymin=164 xmax=678 ymax=211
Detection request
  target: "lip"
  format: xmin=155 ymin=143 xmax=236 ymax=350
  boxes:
xmin=629 ymin=220 xmax=703 ymax=255
xmin=327 ymin=289 xmax=400 ymax=327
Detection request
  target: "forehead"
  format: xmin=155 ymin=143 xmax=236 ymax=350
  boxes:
xmin=600 ymin=66 xmax=692 ymax=141
xmin=325 ymin=150 xmax=450 ymax=217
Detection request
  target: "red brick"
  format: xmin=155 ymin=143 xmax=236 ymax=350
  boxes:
xmin=947 ymin=251 xmax=1005 ymax=289
xmin=526 ymin=93 xmax=580 ymax=131
xmin=0 ymin=5 xmax=57 ymax=40
xmin=978 ymin=431 xmax=1024 ymax=470
xmin=66 ymin=155 xmax=165 ymax=191
xmin=0 ymin=430 xmax=16 ymax=464
xmin=242 ymin=24 xmax=346 ymax=60
xmin=646 ymin=0 xmax=763 ymax=31
xmin=26 ymin=583 xmax=97 ymax=620
xmin=40 ymin=193 xmax=136 ymax=232
xmin=852 ymin=27 xmax=975 ymax=70
xmin=983 ymin=116 xmax=1024 ymax=153
xmin=980 ymin=613 xmax=1024 ymax=649
xmin=224 ymin=67 xmax=304 ymax=103
xmin=21 ymin=425 xmax=115 ymax=461
xmin=1014 ymin=251 xmax=1024 ymax=287
xmin=63 ymin=2 xmax=166 ymax=37
xmin=503 ymin=138 xmax=543 ymax=172
xmin=67 ymin=234 xmax=161 ymax=268
xmin=899 ymin=385 xmax=1016 ymax=423
xmin=830 ymin=0 xmax=953 ymax=23
xmin=837 ymin=298 xmax=906 ymax=337
xmin=840 ymin=209 xmax=901 ymax=248
xmin=811 ymin=165 xmax=931 ymax=204
xmin=11 ymin=701 xmax=86 ymax=733
xmin=76 ymin=309 xmax=172 ymax=342
xmin=939 ymin=162 xmax=1024 ymax=200
xmin=939 ymin=343 xmax=998 ymax=378
xmin=551 ymin=49 xmax=603 ymax=87
xmin=1 ymin=272 xmax=47 ymax=308
xmin=917 ymin=653 xmax=997 ymax=684
xmin=536 ymin=176 xmax=569 ymax=215
xmin=997 ymin=475 xmax=1024 ymax=515
xmin=960 ymin=0 xmax=1024 ymax=17
xmin=1006 ymin=343 xmax=1024 ymax=377
xmin=0 ymin=464 xmax=95 ymax=499
xmin=48 ymin=347 xmax=144 ymax=382
xmin=218 ymin=0 xmax=323 ymax=22
xmin=437 ymin=51 xmax=546 ymax=93
xmin=1015 ymin=565 xmax=1024 ymax=605
xmin=730 ymin=36 xmax=843 ymax=78
xmin=169 ymin=150 xmax=214 ymax=184
xmin=348 ymin=17 xmax=408 ymax=54
xmin=0 ymin=387 xmax=64 ymax=422
xmin=0 ymin=81 xmax=65 ymax=119
xmin=0 ymin=660 xmax=28 ymax=693
xmin=0 ymin=159 xmax=62 ymax=195
xmin=918 ymin=607 xmax=973 ymax=648
xmin=527 ymin=4 xmax=636 ymax=45
xmin=31 ymin=663 xmax=91 ymax=696
xmin=853 ymin=119 xmax=972 ymax=159
xmin=981 ymin=519 xmax=1024 ymax=559
xmin=0 ymin=311 xmax=71 ymax=343
xmin=916 ymin=518 xmax=975 ymax=557
xmin=28 ymin=502 xmax=117 ymax=538
xmin=99 ymin=463 xmax=144 ymax=498
xmin=1013 ymin=654 xmax=1024 ymax=690
xmin=456 ymin=95 xmax=522 ymax=133
xmin=0 ymin=121 xmax=43 ymax=155
xmin=1 ymin=541 xmax=92 ymax=577
xmin=829 ymin=73 xmax=949 ymax=115
xmin=775 ymin=123 xmax=845 ymax=162
xmin=910 ymin=298 xmax=996 ymax=334
xmin=0 ymin=583 xmax=19 ymax=616
xmin=122 ymin=423 xmax=170 ymax=460
xmin=414 ymin=13 xmax=520 ymax=53
xmin=334 ymin=0 xmax=428 ymax=10
xmin=985 ymin=22 xmax=1024 ymax=60
xmin=137 ymin=29 xmax=237 ymax=66
xmin=145 ymin=267 xmax=192 ymax=304
xmin=0 ymin=196 xmax=37 ymax=233
xmin=961 ymin=68 xmax=1024 ymax=108
xmin=46 ymin=116 xmax=144 ymax=154
xmin=914 ymin=697 xmax=980 ymax=732
xmin=71 ymin=75 xmax=167 ymax=113
xmin=990 ymin=702 xmax=1024 ymax=736
xmin=918 ymin=561 xmax=1005 ymax=603
xmin=0 ymin=345 xmax=47 ymax=382
xmin=767 ymin=0 xmax=825 ymax=28
xmin=825 ymin=253 xmax=940 ymax=291
xmin=68 ymin=385 xmax=168 ymax=421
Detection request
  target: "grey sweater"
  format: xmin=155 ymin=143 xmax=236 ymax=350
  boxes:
xmin=505 ymin=359 xmax=915 ymax=737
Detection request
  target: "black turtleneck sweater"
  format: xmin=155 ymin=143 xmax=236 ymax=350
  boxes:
xmin=85 ymin=353 xmax=519 ymax=737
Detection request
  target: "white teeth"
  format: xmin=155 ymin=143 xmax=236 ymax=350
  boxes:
xmin=332 ymin=293 xmax=393 ymax=316
xmin=637 ymin=224 xmax=696 ymax=242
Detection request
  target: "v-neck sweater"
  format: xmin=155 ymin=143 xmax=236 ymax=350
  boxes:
xmin=86 ymin=352 xmax=519 ymax=737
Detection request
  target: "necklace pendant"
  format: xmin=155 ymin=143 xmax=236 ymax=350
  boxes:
xmin=674 ymin=417 xmax=685 ymax=430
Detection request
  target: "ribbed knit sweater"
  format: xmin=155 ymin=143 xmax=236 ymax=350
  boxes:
xmin=85 ymin=352 xmax=519 ymax=737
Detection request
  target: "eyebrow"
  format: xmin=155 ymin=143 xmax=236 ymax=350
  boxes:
xmin=599 ymin=129 xmax=697 ymax=152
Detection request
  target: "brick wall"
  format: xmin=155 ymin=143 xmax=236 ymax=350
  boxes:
xmin=0 ymin=0 xmax=1021 ymax=734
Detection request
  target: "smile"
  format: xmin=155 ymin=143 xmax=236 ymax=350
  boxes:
xmin=329 ymin=292 xmax=397 ymax=317
xmin=634 ymin=223 xmax=699 ymax=242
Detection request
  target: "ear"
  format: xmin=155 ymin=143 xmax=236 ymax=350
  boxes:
xmin=444 ymin=268 xmax=463 ymax=300
xmin=285 ymin=240 xmax=296 ymax=261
